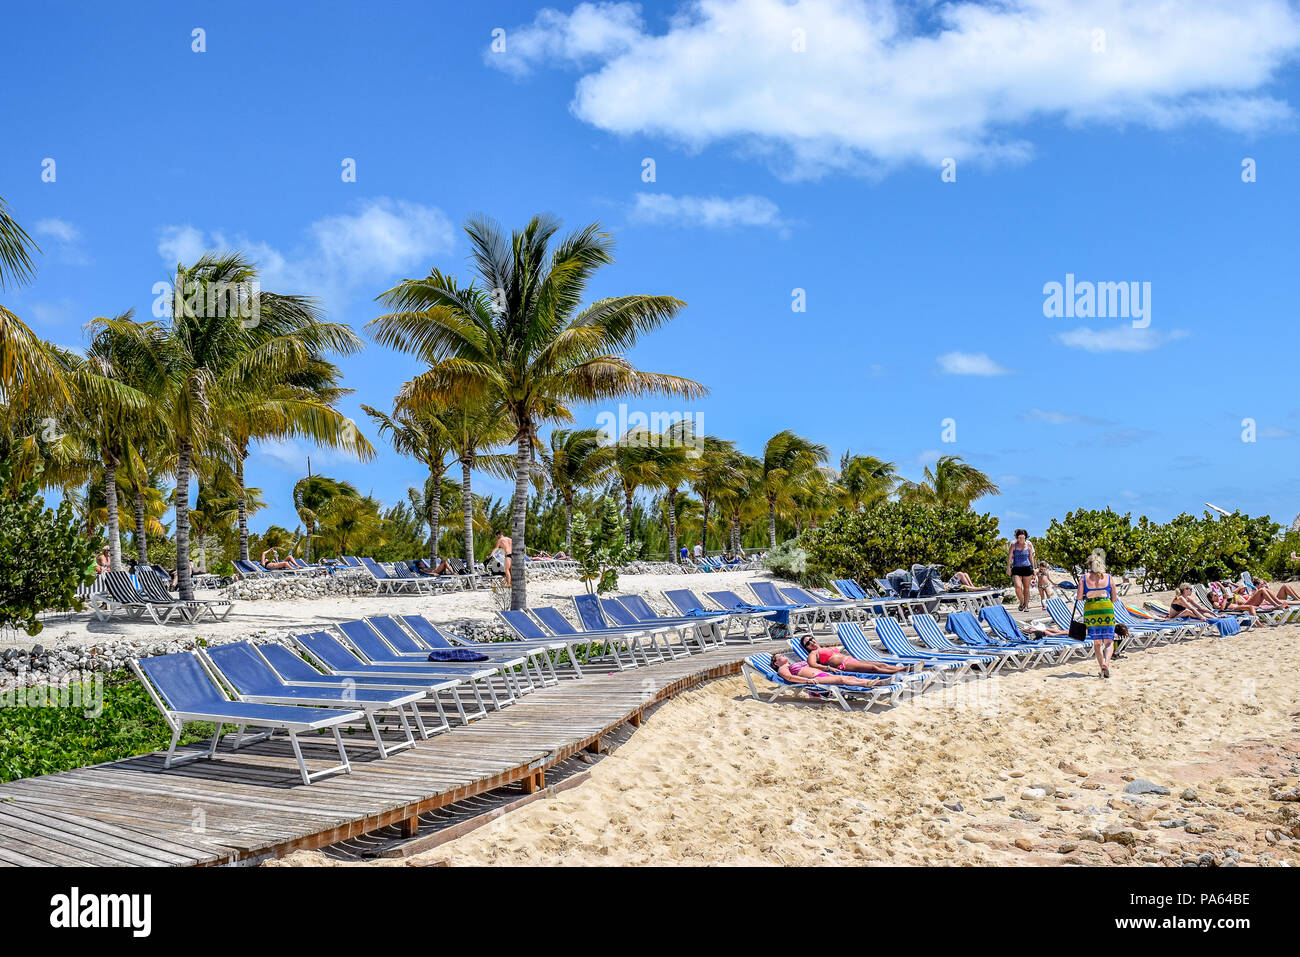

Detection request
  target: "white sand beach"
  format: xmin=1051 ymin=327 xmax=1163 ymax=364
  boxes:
xmin=270 ymin=602 xmax=1300 ymax=868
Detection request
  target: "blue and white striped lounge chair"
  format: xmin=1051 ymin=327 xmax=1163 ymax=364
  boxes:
xmin=910 ymin=612 xmax=1036 ymax=668
xmin=201 ymin=641 xmax=424 ymax=757
xmin=871 ymin=616 xmax=1001 ymax=675
xmin=786 ymin=638 xmax=936 ymax=701
xmin=1112 ymin=601 xmax=1202 ymax=642
xmin=1192 ymin=585 xmax=1268 ymax=627
xmin=1141 ymin=601 xmax=1241 ymax=638
xmin=1042 ymin=597 xmax=1148 ymax=651
xmin=132 ymin=651 xmax=361 ymax=784
xmin=945 ymin=611 xmax=1049 ymax=667
xmin=137 ymin=567 xmax=233 ymax=623
xmin=255 ymin=641 xmax=463 ymax=730
xmin=292 ymin=631 xmax=496 ymax=717
xmin=833 ymin=622 xmax=966 ymax=680
xmin=978 ymin=604 xmax=1088 ymax=660
xmin=740 ymin=652 xmax=897 ymax=711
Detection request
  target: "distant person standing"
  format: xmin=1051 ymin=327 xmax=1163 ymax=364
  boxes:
xmin=1078 ymin=553 xmax=1116 ymax=679
xmin=679 ymin=545 xmax=689 ymax=563
xmin=489 ymin=531 xmax=513 ymax=587
xmin=1006 ymin=529 xmax=1037 ymax=612
xmin=693 ymin=541 xmax=703 ymax=562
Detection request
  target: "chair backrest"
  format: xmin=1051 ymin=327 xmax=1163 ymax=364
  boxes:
xmin=780 ymin=586 xmax=822 ymax=606
xmin=833 ymin=579 xmax=866 ymax=600
xmin=873 ymin=616 xmax=918 ymax=657
xmin=748 ymin=581 xmax=790 ymax=606
xmin=205 ymin=642 xmax=285 ymax=695
xmin=979 ymin=604 xmax=1022 ymax=642
xmin=1242 ymin=572 xmax=1255 ymax=591
xmin=367 ymin=615 xmax=427 ymax=652
xmin=260 ymin=643 xmax=327 ymax=682
xmin=946 ymin=611 xmax=993 ymax=645
xmin=598 ymin=598 xmax=641 ymax=627
xmin=744 ymin=653 xmax=783 ymax=682
xmin=664 ymin=589 xmax=707 ymax=614
xmin=835 ymin=622 xmax=877 ymax=660
xmin=705 ymin=590 xmax=745 ymax=611
xmin=295 ymin=631 xmax=365 ymax=670
xmin=359 ymin=557 xmax=396 ymax=581
xmin=233 ymin=559 xmax=258 ymax=576
xmin=136 ymin=567 xmax=176 ymax=604
xmin=533 ymin=606 xmax=580 ymax=636
xmin=911 ymin=613 xmax=954 ymax=648
xmin=390 ymin=563 xmax=418 ymax=580
xmin=103 ymin=570 xmax=147 ymax=604
xmin=497 ymin=610 xmax=550 ymax=641
xmin=337 ymin=619 xmax=396 ymax=660
xmin=401 ymin=614 xmax=458 ymax=649
xmin=136 ymin=652 xmax=226 ymax=711
xmin=571 ymin=594 xmax=608 ymax=630
xmin=342 ymin=556 xmax=361 ymax=567
xmin=874 ymin=578 xmax=898 ymax=597
xmin=616 ymin=594 xmax=659 ymax=621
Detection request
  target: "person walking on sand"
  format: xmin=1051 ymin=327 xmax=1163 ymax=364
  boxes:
xmin=1007 ymin=529 xmax=1037 ymax=611
xmin=1078 ymin=552 xmax=1116 ymax=678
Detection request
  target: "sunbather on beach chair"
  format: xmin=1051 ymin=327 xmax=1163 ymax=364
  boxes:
xmin=796 ymin=635 xmax=909 ymax=675
xmin=1163 ymin=583 xmax=1220 ymax=622
xmin=769 ymin=652 xmax=893 ymax=689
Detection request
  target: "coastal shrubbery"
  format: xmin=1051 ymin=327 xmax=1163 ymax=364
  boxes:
xmin=763 ymin=539 xmax=824 ymax=587
xmin=801 ymin=503 xmax=1005 ymax=588
xmin=1138 ymin=511 xmax=1279 ymax=588
xmin=1038 ymin=508 xmax=1146 ymax=575
xmin=0 ymin=462 xmax=100 ymax=635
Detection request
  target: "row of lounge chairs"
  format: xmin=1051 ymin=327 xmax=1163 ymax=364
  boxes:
xmin=89 ymin=569 xmax=234 ymax=624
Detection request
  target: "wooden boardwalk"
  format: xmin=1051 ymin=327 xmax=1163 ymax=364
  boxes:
xmin=0 ymin=641 xmax=777 ymax=866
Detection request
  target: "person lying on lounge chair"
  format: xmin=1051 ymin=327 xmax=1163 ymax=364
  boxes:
xmin=1207 ymin=582 xmax=1276 ymax=613
xmin=797 ymin=636 xmax=909 ymax=675
xmin=1164 ymin=583 xmax=1217 ymax=621
xmin=416 ymin=557 xmax=455 ymax=576
xmin=769 ymin=653 xmax=892 ymax=688
xmin=261 ymin=548 xmax=294 ymax=571
xmin=1252 ymin=577 xmax=1300 ymax=602
xmin=553 ymin=550 xmax=569 ymax=560
xmin=947 ymin=571 xmax=977 ymax=590
xmin=1227 ymin=581 xmax=1295 ymax=610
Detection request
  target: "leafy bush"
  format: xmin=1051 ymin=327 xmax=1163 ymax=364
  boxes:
xmin=801 ymin=503 xmax=1005 ymax=587
xmin=571 ymin=496 xmax=636 ymax=595
xmin=1038 ymin=508 xmax=1146 ymax=575
xmin=1138 ymin=511 xmax=1279 ymax=588
xmin=1262 ymin=531 xmax=1300 ymax=580
xmin=0 ymin=460 xmax=101 ymax=635
xmin=762 ymin=539 xmax=827 ymax=587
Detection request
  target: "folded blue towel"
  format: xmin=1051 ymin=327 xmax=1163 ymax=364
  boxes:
xmin=427 ymin=648 xmax=490 ymax=662
xmin=1211 ymin=617 xmax=1240 ymax=637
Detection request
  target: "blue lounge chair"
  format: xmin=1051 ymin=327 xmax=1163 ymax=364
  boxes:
xmin=747 ymin=582 xmax=825 ymax=630
xmin=978 ymin=604 xmax=1088 ymax=660
xmin=1142 ymin=601 xmax=1241 ymax=638
xmin=613 ymin=594 xmax=728 ymax=649
xmin=491 ymin=610 xmax=590 ymax=676
xmin=1112 ymin=600 xmax=1201 ymax=642
xmin=366 ymin=614 xmax=553 ymax=685
xmin=357 ymin=557 xmax=419 ymax=595
xmin=202 ymin=641 xmax=424 ymax=756
xmin=572 ymin=594 xmax=671 ymax=662
xmin=531 ymin=605 xmax=651 ymax=670
xmin=909 ymin=612 xmax=1034 ymax=668
xmin=594 ymin=597 xmax=702 ymax=657
xmin=778 ymin=585 xmax=868 ymax=623
xmin=292 ymin=631 xmax=495 ymax=717
xmin=786 ymin=638 xmax=935 ymax=702
xmin=132 ymin=651 xmax=361 ymax=784
xmin=662 ymin=589 xmax=775 ymax=642
xmin=256 ymin=641 xmax=463 ymax=730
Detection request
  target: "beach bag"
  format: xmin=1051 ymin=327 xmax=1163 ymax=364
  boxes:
xmin=1068 ymin=598 xmax=1087 ymax=641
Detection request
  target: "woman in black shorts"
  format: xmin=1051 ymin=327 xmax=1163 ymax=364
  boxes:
xmin=1006 ymin=528 xmax=1037 ymax=612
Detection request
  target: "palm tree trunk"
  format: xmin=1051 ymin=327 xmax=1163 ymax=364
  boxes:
xmin=667 ymin=487 xmax=678 ymax=559
xmin=175 ymin=440 xmax=194 ymax=600
xmin=510 ymin=431 xmax=531 ymax=611
xmin=428 ymin=470 xmax=442 ymax=563
xmin=768 ymin=497 xmax=777 ymax=548
xmin=134 ymin=487 xmax=148 ymax=565
xmin=732 ymin=509 xmax=742 ymax=553
xmin=563 ymin=494 xmax=574 ymax=554
xmin=701 ymin=493 xmax=710 ymax=554
xmin=461 ymin=459 xmax=476 ymax=585
xmin=236 ymin=451 xmax=250 ymax=562
xmin=103 ymin=460 xmax=122 ymax=571
xmin=624 ymin=486 xmax=635 ymax=545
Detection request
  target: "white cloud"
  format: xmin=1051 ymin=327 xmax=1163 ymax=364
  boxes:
xmin=157 ymin=199 xmax=455 ymax=309
xmin=1020 ymin=408 xmax=1105 ymax=425
xmin=492 ymin=0 xmax=1300 ymax=176
xmin=937 ymin=351 xmax=1010 ymax=376
xmin=630 ymin=192 xmax=784 ymax=229
xmin=31 ymin=218 xmax=88 ymax=264
xmin=1055 ymin=325 xmax=1188 ymax=352
xmin=33 ymin=218 xmax=80 ymax=244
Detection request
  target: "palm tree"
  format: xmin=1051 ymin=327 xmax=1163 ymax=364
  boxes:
xmin=898 ymin=455 xmax=1001 ymax=508
xmin=537 ymin=428 xmax=614 ymax=553
xmin=761 ymin=430 xmax=829 ymax=546
xmin=369 ymin=214 xmax=705 ymax=609
xmin=362 ymin=401 xmax=455 ymax=563
xmin=654 ymin=420 xmax=695 ymax=560
xmin=837 ymin=452 xmax=898 ymax=510
xmin=444 ymin=401 xmax=514 ymax=581
xmin=689 ymin=436 xmax=740 ymax=554
xmin=613 ymin=429 xmax=670 ymax=546
xmin=293 ymin=474 xmax=359 ymax=559
xmin=715 ymin=452 xmax=761 ymax=553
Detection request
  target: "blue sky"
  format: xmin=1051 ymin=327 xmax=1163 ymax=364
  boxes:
xmin=3 ymin=0 xmax=1299 ymax=536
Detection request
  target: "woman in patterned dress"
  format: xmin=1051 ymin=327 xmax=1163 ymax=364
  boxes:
xmin=1077 ymin=552 xmax=1116 ymax=678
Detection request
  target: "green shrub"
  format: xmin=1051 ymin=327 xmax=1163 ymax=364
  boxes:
xmin=1038 ymin=508 xmax=1146 ymax=575
xmin=801 ymin=503 xmax=1005 ymax=588
xmin=571 ymin=496 xmax=636 ymax=595
xmin=0 ymin=460 xmax=101 ymax=635
xmin=762 ymin=539 xmax=827 ymax=587
xmin=1138 ymin=511 xmax=1279 ymax=588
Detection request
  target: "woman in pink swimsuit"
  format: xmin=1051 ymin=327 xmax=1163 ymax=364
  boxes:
xmin=797 ymin=636 xmax=907 ymax=675
xmin=770 ymin=653 xmax=892 ymax=688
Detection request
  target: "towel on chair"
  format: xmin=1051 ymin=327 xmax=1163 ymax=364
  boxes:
xmin=427 ymin=648 xmax=490 ymax=662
